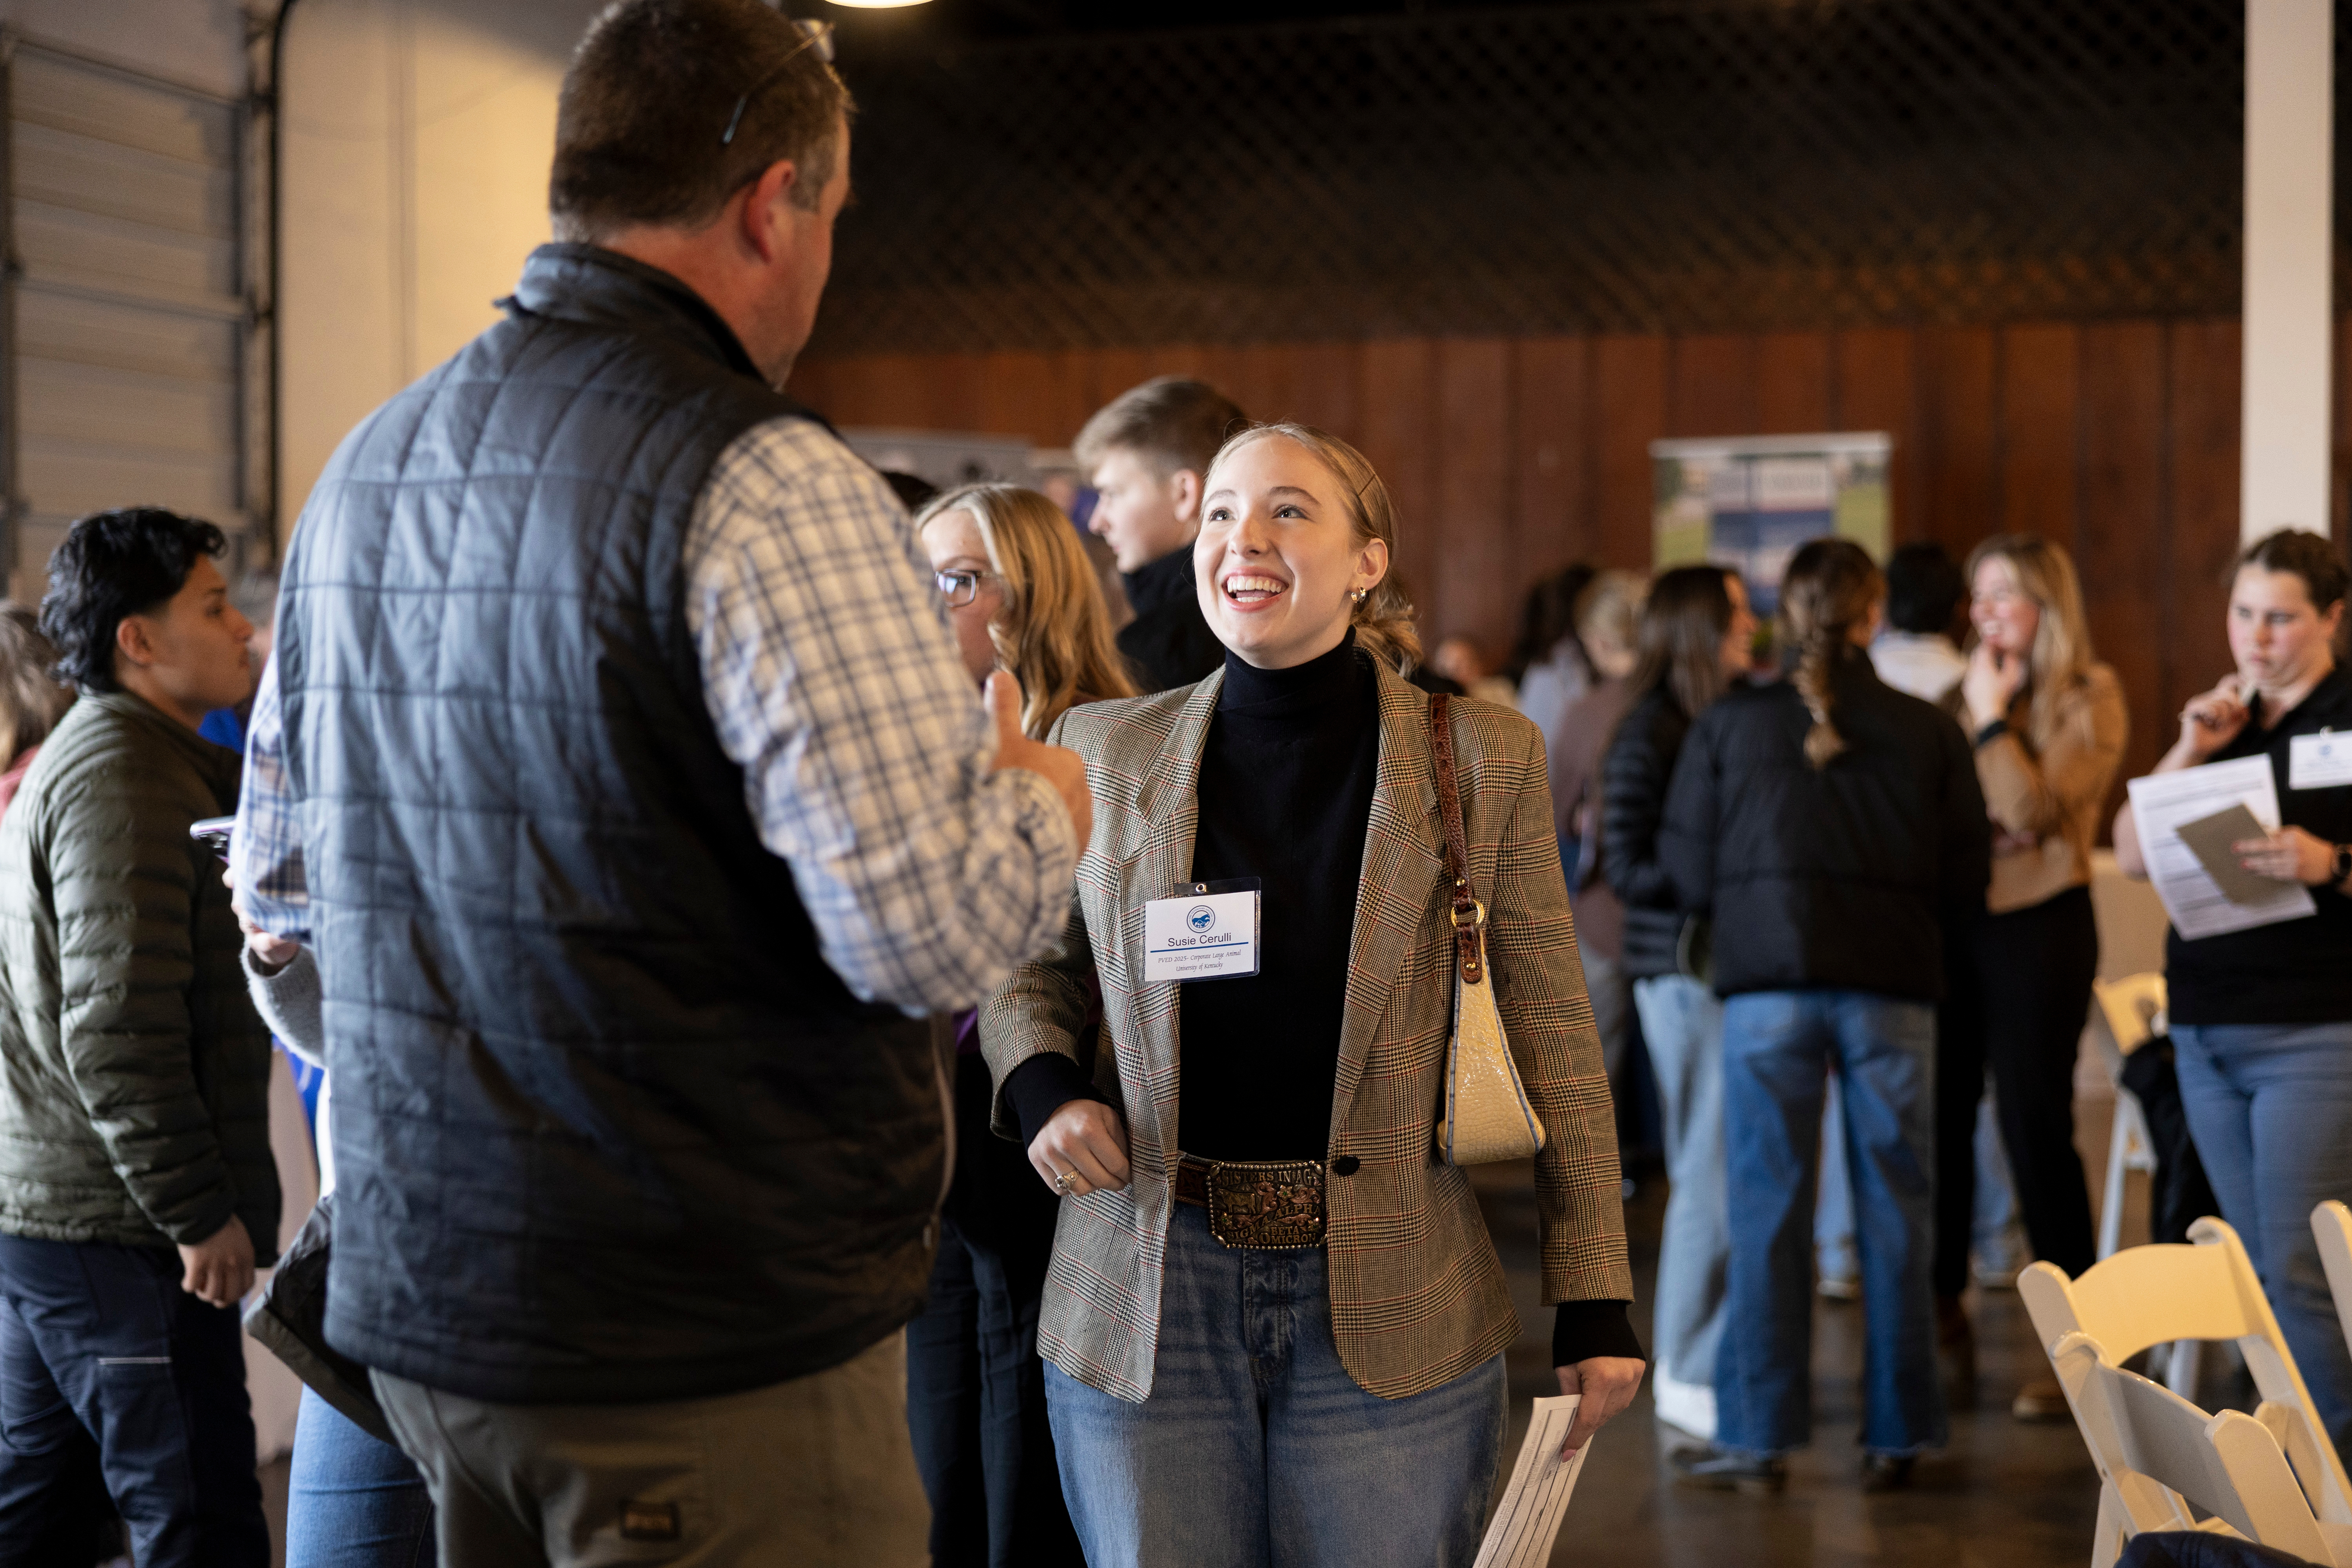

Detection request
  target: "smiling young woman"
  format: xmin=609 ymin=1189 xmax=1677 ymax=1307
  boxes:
xmin=978 ymin=423 xmax=1642 ymax=1568
xmin=2113 ymin=528 xmax=2352 ymax=1452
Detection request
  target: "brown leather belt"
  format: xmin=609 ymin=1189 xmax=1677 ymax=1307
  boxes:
xmin=1173 ymin=1155 xmax=1326 ymax=1250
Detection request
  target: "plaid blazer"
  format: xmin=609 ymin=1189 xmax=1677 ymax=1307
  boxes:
xmin=980 ymin=657 xmax=1633 ymax=1403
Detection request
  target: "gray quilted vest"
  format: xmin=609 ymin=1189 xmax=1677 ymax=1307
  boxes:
xmin=275 ymin=244 xmax=941 ymax=1404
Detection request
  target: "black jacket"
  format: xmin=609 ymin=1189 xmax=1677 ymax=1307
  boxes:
xmin=276 ymin=245 xmax=941 ymax=1404
xmin=1599 ymin=685 xmax=1695 ymax=979
xmin=1116 ymin=548 xmax=1225 ymax=694
xmin=1659 ymin=651 xmax=1991 ymax=1001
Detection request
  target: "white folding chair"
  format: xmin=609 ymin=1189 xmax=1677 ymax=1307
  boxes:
xmin=2020 ymin=1216 xmax=2352 ymax=1537
xmin=2049 ymin=1329 xmax=2350 ymax=1568
xmin=2089 ymin=973 xmax=2166 ymax=1263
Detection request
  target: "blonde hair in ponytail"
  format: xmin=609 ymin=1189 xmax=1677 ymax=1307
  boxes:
xmin=1779 ymin=538 xmax=1886 ymax=769
xmin=1205 ymin=422 xmax=1423 ymax=674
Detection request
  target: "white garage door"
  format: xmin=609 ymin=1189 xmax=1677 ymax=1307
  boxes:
xmin=5 ymin=40 xmax=253 ymax=603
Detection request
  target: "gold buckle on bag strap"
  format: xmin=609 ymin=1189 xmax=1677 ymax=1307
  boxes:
xmin=1186 ymin=1157 xmax=1327 ymax=1250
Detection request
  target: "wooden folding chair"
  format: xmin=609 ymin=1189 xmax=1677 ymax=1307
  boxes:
xmin=2313 ymin=1201 xmax=2352 ymax=1372
xmin=2049 ymin=1330 xmax=2349 ymax=1568
xmin=2020 ymin=1216 xmax=2352 ymax=1537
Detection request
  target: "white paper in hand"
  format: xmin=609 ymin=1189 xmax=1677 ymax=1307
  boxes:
xmin=1474 ymin=1395 xmax=1590 ymax=1568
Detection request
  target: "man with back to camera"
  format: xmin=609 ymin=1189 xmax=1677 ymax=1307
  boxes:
xmin=0 ymin=508 xmax=275 ymax=1567
xmin=229 ymin=2 xmax=1091 ymax=1562
xmin=1073 ymin=376 xmax=1248 ymax=692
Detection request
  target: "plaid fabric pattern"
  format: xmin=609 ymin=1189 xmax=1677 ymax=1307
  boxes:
xmin=980 ymin=659 xmax=1633 ymax=1404
xmin=234 ymin=417 xmax=1076 ymax=1014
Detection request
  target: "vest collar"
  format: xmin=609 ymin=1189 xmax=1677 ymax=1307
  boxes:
xmin=504 ymin=244 xmax=766 ymax=383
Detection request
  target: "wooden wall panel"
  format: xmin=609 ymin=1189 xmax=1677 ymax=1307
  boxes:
xmin=1997 ymin=323 xmax=2081 ymax=538
xmin=792 ymin=314 xmax=2308 ymax=738
xmin=2077 ymin=322 xmax=2169 ymax=791
xmin=1432 ymin=339 xmax=1514 ymax=643
xmin=1833 ymin=328 xmax=1921 ymax=548
xmin=1513 ymin=336 xmax=1594 ymax=578
xmin=1592 ymin=335 xmax=1669 ymax=569
xmin=1756 ymin=332 xmax=1832 ymax=433
xmin=1915 ymin=327 xmax=2000 ymax=561
xmin=1667 ymin=334 xmax=1755 ymax=437
xmin=2166 ymin=321 xmax=2244 ymax=719
xmin=1358 ymin=338 xmax=1441 ymax=608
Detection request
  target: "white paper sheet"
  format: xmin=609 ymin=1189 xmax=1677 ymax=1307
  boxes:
xmin=2126 ymin=755 xmax=2316 ymax=940
xmin=1473 ymin=1395 xmax=1590 ymax=1568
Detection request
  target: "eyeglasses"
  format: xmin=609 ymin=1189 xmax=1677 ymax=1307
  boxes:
xmin=935 ymin=569 xmax=998 ymax=608
xmin=720 ymin=20 xmax=837 ymax=147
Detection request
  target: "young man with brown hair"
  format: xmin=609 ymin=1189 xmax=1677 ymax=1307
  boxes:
xmin=231 ymin=2 xmax=1089 ymax=1561
xmin=1073 ymin=376 xmax=1247 ymax=692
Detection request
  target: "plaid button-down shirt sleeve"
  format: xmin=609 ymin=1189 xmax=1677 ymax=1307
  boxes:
xmin=684 ymin=417 xmax=1079 ymax=1013
xmin=232 ymin=417 xmax=1081 ymax=1013
xmin=231 ymin=654 xmax=308 ymax=941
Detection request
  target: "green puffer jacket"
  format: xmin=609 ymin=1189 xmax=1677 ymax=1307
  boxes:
xmin=0 ymin=690 xmax=280 ymax=1262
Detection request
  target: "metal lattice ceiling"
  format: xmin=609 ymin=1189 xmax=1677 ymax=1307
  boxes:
xmin=810 ymin=0 xmax=2258 ymax=355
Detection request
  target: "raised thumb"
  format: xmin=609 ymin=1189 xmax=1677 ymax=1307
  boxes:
xmin=985 ymin=670 xmax=1023 ymax=741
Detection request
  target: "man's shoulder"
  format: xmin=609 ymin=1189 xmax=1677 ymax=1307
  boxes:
xmin=701 ymin=417 xmax=901 ymax=524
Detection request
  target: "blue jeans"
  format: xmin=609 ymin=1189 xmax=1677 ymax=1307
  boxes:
xmin=1634 ymin=975 xmax=1728 ymax=1393
xmin=0 ymin=1233 xmax=267 ymax=1568
xmin=287 ymin=1387 xmax=435 ymax=1568
xmin=1044 ymin=1202 xmax=1506 ymax=1568
xmin=2171 ymin=1022 xmax=2352 ymax=1452
xmin=1717 ymin=991 xmax=1944 ymax=1456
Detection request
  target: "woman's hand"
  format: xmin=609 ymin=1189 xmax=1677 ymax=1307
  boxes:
xmin=1555 ymin=1356 xmax=1645 ymax=1455
xmin=1027 ymin=1099 xmax=1131 ymax=1198
xmin=222 ymin=864 xmax=298 ymax=975
xmin=1961 ymin=642 xmax=2028 ymax=732
xmin=2174 ymin=675 xmax=2250 ymax=765
xmin=2235 ymin=825 xmax=2338 ymax=887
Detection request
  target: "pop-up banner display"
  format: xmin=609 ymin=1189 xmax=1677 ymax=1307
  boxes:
xmin=1651 ymin=432 xmax=1891 ymax=614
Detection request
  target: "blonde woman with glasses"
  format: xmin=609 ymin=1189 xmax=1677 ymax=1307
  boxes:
xmin=981 ymin=425 xmax=1640 ymax=1568
xmin=1945 ymin=534 xmax=2127 ymax=1422
xmin=910 ymin=482 xmax=1132 ymax=1568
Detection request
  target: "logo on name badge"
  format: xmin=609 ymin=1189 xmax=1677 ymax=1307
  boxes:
xmin=619 ymin=1500 xmax=681 ymax=1542
xmin=1188 ymin=905 xmax=1217 ymax=933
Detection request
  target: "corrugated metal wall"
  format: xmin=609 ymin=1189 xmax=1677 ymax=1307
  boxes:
xmin=5 ymin=40 xmax=250 ymax=600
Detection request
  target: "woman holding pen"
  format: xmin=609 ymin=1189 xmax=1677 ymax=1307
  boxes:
xmin=2113 ymin=528 xmax=2352 ymax=1448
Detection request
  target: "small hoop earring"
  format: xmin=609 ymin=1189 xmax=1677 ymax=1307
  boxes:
xmin=1350 ymin=588 xmax=1368 ymax=605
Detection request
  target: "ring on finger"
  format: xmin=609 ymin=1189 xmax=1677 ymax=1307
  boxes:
xmin=1053 ymin=1167 xmax=1078 ymax=1196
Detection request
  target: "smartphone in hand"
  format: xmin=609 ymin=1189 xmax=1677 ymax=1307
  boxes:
xmin=190 ymin=815 xmax=234 ymax=866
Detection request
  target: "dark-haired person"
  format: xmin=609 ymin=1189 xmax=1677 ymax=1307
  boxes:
xmin=1511 ymin=564 xmax=1599 ymax=751
xmin=0 ymin=508 xmax=275 ymax=1567
xmin=1660 ymin=539 xmax=1989 ymax=1493
xmin=228 ymin=3 xmax=1091 ymax=1563
xmin=1600 ymin=564 xmax=1754 ymax=1441
xmin=1073 ymin=376 xmax=1248 ymax=693
xmin=2114 ymin=528 xmax=2352 ymax=1449
xmin=1871 ymin=542 xmax=1969 ymax=705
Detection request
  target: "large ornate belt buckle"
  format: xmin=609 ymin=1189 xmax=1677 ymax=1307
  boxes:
xmin=1203 ymin=1159 xmax=1326 ymax=1250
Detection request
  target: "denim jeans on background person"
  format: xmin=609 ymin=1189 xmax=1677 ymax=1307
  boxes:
xmin=286 ymin=1386 xmax=435 ymax=1568
xmin=2171 ymin=1021 xmax=2352 ymax=1452
xmin=1816 ymin=1078 xmax=2020 ymax=1287
xmin=0 ymin=1232 xmax=268 ymax=1568
xmin=1716 ymin=990 xmax=1945 ymax=1458
xmin=1633 ymin=973 xmax=1728 ymax=1434
xmin=1043 ymin=1202 xmax=1506 ymax=1568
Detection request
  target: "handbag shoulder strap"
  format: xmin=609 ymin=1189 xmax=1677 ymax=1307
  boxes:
xmin=1426 ymin=693 xmax=1486 ymax=984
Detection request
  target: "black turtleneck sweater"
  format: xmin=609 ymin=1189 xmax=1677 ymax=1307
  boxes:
xmin=1179 ymin=634 xmax=1381 ymax=1160
xmin=1003 ymin=635 xmax=1639 ymax=1368
xmin=1116 ymin=546 xmax=1226 ymax=694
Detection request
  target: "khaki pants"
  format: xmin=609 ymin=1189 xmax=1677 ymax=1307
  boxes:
xmin=374 ymin=1332 xmax=930 ymax=1567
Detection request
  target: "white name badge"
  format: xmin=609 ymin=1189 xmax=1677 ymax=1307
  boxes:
xmin=2291 ymin=731 xmax=2352 ymax=791
xmin=1143 ymin=882 xmax=1261 ymax=983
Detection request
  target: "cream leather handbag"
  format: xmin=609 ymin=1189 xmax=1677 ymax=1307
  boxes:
xmin=1427 ymin=695 xmax=1548 ymax=1165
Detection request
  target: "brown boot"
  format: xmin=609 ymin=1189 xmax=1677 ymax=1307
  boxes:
xmin=2012 ymin=1374 xmax=2070 ymax=1422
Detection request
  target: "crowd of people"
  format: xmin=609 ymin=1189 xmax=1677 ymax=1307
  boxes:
xmin=0 ymin=2 xmax=2348 ymax=1566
